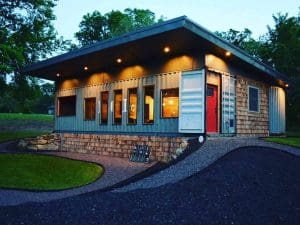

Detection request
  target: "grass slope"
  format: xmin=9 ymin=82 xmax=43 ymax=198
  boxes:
xmin=0 ymin=154 xmax=103 ymax=190
xmin=264 ymin=137 xmax=300 ymax=148
xmin=0 ymin=113 xmax=54 ymax=143
xmin=0 ymin=131 xmax=49 ymax=143
xmin=0 ymin=113 xmax=53 ymax=122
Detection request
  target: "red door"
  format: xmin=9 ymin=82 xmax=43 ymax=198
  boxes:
xmin=206 ymin=84 xmax=218 ymax=133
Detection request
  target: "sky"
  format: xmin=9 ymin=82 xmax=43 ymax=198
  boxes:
xmin=53 ymin=0 xmax=299 ymax=42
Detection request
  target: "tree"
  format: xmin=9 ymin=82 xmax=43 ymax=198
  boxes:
xmin=75 ymin=11 xmax=110 ymax=46
xmin=75 ymin=8 xmax=163 ymax=47
xmin=263 ymin=13 xmax=300 ymax=129
xmin=0 ymin=0 xmax=65 ymax=113
xmin=215 ymin=28 xmax=263 ymax=58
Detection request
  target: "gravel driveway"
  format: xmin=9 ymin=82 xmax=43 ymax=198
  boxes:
xmin=1 ymin=146 xmax=299 ymax=225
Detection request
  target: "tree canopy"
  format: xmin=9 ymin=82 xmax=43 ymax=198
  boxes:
xmin=75 ymin=8 xmax=163 ymax=47
xmin=0 ymin=0 xmax=63 ymax=113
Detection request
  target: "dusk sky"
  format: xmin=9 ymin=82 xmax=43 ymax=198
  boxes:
xmin=54 ymin=0 xmax=299 ymax=42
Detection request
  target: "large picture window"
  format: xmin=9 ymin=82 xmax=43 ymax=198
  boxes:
xmin=144 ymin=86 xmax=154 ymax=124
xmin=100 ymin=91 xmax=109 ymax=124
xmin=57 ymin=96 xmax=76 ymax=116
xmin=161 ymin=88 xmax=179 ymax=118
xmin=248 ymin=86 xmax=260 ymax=112
xmin=128 ymin=88 xmax=137 ymax=124
xmin=114 ymin=90 xmax=122 ymax=124
xmin=84 ymin=97 xmax=96 ymax=120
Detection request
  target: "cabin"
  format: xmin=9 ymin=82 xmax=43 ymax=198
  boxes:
xmin=22 ymin=16 xmax=288 ymax=161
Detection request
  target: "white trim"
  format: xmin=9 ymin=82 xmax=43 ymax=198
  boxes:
xmin=248 ymin=85 xmax=260 ymax=112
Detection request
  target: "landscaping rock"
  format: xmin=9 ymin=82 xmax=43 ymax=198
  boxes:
xmin=18 ymin=133 xmax=61 ymax=151
xmin=17 ymin=140 xmax=28 ymax=149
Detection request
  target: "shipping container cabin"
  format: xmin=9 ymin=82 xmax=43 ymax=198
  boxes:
xmin=22 ymin=16 xmax=288 ymax=161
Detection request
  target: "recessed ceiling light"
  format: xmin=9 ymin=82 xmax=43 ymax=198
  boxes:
xmin=225 ymin=51 xmax=231 ymax=57
xmin=84 ymin=66 xmax=88 ymax=71
xmin=163 ymin=46 xmax=170 ymax=53
xmin=56 ymin=73 xmax=60 ymax=77
xmin=116 ymin=58 xmax=122 ymax=63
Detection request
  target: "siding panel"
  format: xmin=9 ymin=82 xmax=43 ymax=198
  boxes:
xmin=56 ymin=72 xmax=180 ymax=134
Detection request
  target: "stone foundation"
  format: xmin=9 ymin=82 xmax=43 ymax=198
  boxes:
xmin=61 ymin=133 xmax=187 ymax=162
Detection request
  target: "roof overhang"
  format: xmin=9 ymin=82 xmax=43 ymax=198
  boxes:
xmin=21 ymin=16 xmax=289 ymax=85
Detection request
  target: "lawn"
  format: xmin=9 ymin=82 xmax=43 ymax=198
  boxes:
xmin=264 ymin=137 xmax=300 ymax=148
xmin=0 ymin=131 xmax=49 ymax=143
xmin=0 ymin=113 xmax=54 ymax=142
xmin=0 ymin=153 xmax=103 ymax=190
xmin=0 ymin=113 xmax=53 ymax=122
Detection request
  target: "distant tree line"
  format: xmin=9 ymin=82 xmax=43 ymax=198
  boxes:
xmin=0 ymin=0 xmax=299 ymax=130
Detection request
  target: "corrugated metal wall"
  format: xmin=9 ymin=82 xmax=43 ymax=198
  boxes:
xmin=55 ymin=72 xmax=180 ymax=134
xmin=269 ymin=86 xmax=286 ymax=134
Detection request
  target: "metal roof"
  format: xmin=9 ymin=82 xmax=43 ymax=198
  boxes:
xmin=21 ymin=16 xmax=289 ymax=83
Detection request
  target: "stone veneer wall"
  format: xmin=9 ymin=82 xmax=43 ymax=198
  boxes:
xmin=236 ymin=75 xmax=269 ymax=136
xmin=61 ymin=133 xmax=185 ymax=162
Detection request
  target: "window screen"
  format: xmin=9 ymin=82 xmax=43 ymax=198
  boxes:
xmin=128 ymin=88 xmax=137 ymax=124
xmin=114 ymin=90 xmax=122 ymax=124
xmin=57 ymin=96 xmax=76 ymax=116
xmin=100 ymin=91 xmax=109 ymax=124
xmin=144 ymin=86 xmax=154 ymax=124
xmin=84 ymin=97 xmax=96 ymax=120
xmin=161 ymin=88 xmax=179 ymax=118
xmin=248 ymin=86 xmax=259 ymax=112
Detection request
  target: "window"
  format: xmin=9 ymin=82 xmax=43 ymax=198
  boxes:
xmin=161 ymin=88 xmax=179 ymax=118
xmin=84 ymin=97 xmax=96 ymax=120
xmin=207 ymin=86 xmax=214 ymax=96
xmin=128 ymin=88 xmax=138 ymax=124
xmin=114 ymin=90 xmax=122 ymax=124
xmin=248 ymin=86 xmax=259 ymax=112
xmin=100 ymin=91 xmax=109 ymax=124
xmin=57 ymin=96 xmax=76 ymax=116
xmin=144 ymin=86 xmax=154 ymax=124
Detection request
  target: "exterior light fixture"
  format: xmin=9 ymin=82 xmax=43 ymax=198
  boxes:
xmin=116 ymin=58 xmax=122 ymax=63
xmin=225 ymin=51 xmax=231 ymax=57
xmin=56 ymin=73 xmax=60 ymax=77
xmin=285 ymin=84 xmax=289 ymax=88
xmin=84 ymin=66 xmax=88 ymax=71
xmin=163 ymin=46 xmax=170 ymax=53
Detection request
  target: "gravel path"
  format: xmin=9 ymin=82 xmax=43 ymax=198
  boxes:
xmin=0 ymin=147 xmax=154 ymax=206
xmin=115 ymin=137 xmax=300 ymax=192
xmin=1 ymin=146 xmax=299 ymax=225
xmin=0 ymin=138 xmax=298 ymax=206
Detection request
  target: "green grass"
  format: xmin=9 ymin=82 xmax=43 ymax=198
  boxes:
xmin=264 ymin=137 xmax=300 ymax=148
xmin=0 ymin=153 xmax=103 ymax=190
xmin=0 ymin=113 xmax=53 ymax=122
xmin=0 ymin=131 xmax=49 ymax=143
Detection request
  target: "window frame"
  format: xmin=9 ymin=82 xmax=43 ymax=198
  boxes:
xmin=143 ymin=85 xmax=155 ymax=124
xmin=160 ymin=88 xmax=179 ymax=119
xmin=57 ymin=95 xmax=76 ymax=117
xmin=248 ymin=85 xmax=260 ymax=113
xmin=100 ymin=91 xmax=109 ymax=125
xmin=127 ymin=87 xmax=138 ymax=125
xmin=84 ymin=97 xmax=96 ymax=121
xmin=113 ymin=89 xmax=123 ymax=125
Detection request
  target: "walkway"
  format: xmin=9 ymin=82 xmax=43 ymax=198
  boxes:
xmin=114 ymin=137 xmax=299 ymax=192
xmin=0 ymin=143 xmax=154 ymax=206
xmin=0 ymin=138 xmax=298 ymax=206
